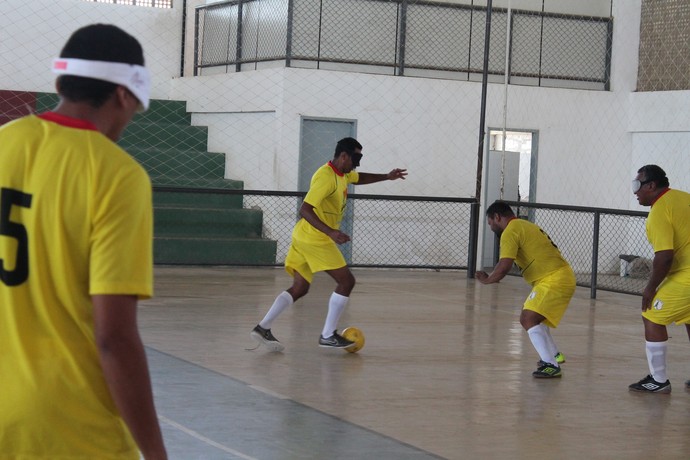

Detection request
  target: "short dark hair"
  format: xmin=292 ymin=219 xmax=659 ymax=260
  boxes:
xmin=334 ymin=137 xmax=362 ymax=159
xmin=486 ymin=201 xmax=515 ymax=218
xmin=57 ymin=24 xmax=145 ymax=108
xmin=638 ymin=165 xmax=669 ymax=188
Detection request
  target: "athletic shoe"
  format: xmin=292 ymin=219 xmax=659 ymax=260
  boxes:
xmin=686 ymin=379 xmax=690 ymax=389
xmin=318 ymin=330 xmax=354 ymax=348
xmin=532 ymin=360 xmax=562 ymax=378
xmin=555 ymin=352 xmax=565 ymax=364
xmin=250 ymin=325 xmax=284 ymax=352
xmin=628 ymin=374 xmax=671 ymax=394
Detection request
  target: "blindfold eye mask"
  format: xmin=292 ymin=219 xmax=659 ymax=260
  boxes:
xmin=350 ymin=152 xmax=363 ymax=168
xmin=632 ymin=178 xmax=652 ymax=193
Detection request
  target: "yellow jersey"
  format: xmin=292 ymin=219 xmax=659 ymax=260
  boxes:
xmin=0 ymin=113 xmax=152 ymax=458
xmin=646 ymin=188 xmax=690 ymax=279
xmin=292 ymin=162 xmax=359 ymax=244
xmin=499 ymin=218 xmax=571 ymax=285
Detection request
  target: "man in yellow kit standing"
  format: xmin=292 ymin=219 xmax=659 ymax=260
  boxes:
xmin=628 ymin=165 xmax=690 ymax=394
xmin=0 ymin=24 xmax=166 ymax=458
xmin=476 ymin=201 xmax=575 ymax=378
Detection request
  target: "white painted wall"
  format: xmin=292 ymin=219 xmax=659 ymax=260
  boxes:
xmin=0 ymin=0 xmax=181 ymax=99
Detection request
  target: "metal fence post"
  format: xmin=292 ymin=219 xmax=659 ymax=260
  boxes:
xmin=193 ymin=8 xmax=200 ymax=76
xmin=590 ymin=211 xmax=600 ymax=299
xmin=604 ymin=18 xmax=613 ymax=91
xmin=467 ymin=201 xmax=480 ymax=278
xmin=397 ymin=0 xmax=408 ymax=76
xmin=286 ymin=0 xmax=294 ymax=68
xmin=235 ymin=0 xmax=244 ymax=73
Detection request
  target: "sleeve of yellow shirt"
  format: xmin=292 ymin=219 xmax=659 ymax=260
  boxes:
xmin=304 ymin=166 xmax=335 ymax=208
xmin=499 ymin=224 xmax=520 ymax=260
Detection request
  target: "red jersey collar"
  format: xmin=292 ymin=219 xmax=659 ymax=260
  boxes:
xmin=327 ymin=161 xmax=344 ymax=177
xmin=651 ymin=188 xmax=671 ymax=207
xmin=38 ymin=112 xmax=99 ymax=131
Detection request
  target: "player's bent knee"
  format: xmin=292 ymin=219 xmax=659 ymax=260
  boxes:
xmin=288 ymin=285 xmax=309 ymax=300
xmin=520 ymin=310 xmax=545 ymax=330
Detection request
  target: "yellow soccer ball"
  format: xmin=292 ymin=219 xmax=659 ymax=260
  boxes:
xmin=341 ymin=326 xmax=365 ymax=353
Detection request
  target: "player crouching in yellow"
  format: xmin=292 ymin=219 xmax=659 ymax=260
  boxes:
xmin=476 ymin=201 xmax=575 ymax=378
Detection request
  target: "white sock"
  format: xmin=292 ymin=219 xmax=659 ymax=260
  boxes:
xmin=527 ymin=324 xmax=559 ymax=366
xmin=646 ymin=340 xmax=668 ymax=383
xmin=322 ymin=292 xmax=349 ymax=338
xmin=544 ymin=325 xmax=559 ymax=355
xmin=259 ymin=291 xmax=293 ymax=329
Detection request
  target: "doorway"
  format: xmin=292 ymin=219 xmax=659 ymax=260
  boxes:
xmin=481 ymin=129 xmax=538 ymax=268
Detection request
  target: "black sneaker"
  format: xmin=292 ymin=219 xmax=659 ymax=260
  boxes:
xmin=532 ymin=360 xmax=562 ymax=378
xmin=318 ymin=330 xmax=354 ymax=348
xmin=250 ymin=325 xmax=284 ymax=352
xmin=686 ymin=379 xmax=690 ymax=389
xmin=629 ymin=375 xmax=671 ymax=393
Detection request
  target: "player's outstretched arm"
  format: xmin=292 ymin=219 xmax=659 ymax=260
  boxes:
xmin=356 ymin=168 xmax=407 ymax=185
xmin=93 ymin=294 xmax=168 ymax=460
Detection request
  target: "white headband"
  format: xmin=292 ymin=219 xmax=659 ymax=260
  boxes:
xmin=52 ymin=58 xmax=151 ymax=111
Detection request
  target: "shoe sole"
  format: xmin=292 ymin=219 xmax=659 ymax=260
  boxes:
xmin=629 ymin=386 xmax=671 ymax=394
xmin=318 ymin=342 xmax=354 ymax=348
xmin=250 ymin=332 xmax=285 ymax=352
xmin=533 ymin=373 xmax=562 ymax=378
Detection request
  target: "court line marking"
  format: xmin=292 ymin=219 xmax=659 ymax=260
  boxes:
xmin=159 ymin=415 xmax=258 ymax=460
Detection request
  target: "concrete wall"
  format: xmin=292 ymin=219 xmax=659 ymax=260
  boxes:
xmin=3 ymin=0 xmax=688 ymax=210
xmin=0 ymin=0 xmax=181 ymax=99
xmin=172 ymin=0 xmax=636 ymax=209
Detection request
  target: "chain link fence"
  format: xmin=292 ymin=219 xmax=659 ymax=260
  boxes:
xmin=506 ymin=201 xmax=649 ymax=297
xmin=195 ymin=0 xmax=612 ymax=89
xmin=154 ymin=187 xmax=474 ymax=268
xmin=3 ymin=0 xmax=690 ymax=297
xmin=82 ymin=0 xmax=173 ymax=7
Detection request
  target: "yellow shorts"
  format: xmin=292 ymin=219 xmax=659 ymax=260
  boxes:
xmin=642 ymin=275 xmax=690 ymax=326
xmin=523 ymin=266 xmax=576 ymax=328
xmin=284 ymin=237 xmax=346 ymax=283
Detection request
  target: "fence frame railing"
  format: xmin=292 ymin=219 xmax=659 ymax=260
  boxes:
xmin=153 ymin=187 xmax=650 ymax=298
xmin=191 ymin=0 xmax=613 ymax=88
xmin=153 ymin=186 xmax=477 ymax=269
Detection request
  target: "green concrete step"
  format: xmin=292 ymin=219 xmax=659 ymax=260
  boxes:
xmin=153 ymin=190 xmax=243 ymax=209
xmin=154 ymin=207 xmax=264 ymax=238
xmin=119 ymin=122 xmax=208 ymax=151
xmin=128 ymin=148 xmax=225 ymax=178
xmin=154 ymin=236 xmax=277 ymax=265
xmin=132 ymin=100 xmax=190 ymax=125
xmin=36 ymin=92 xmax=59 ymax=111
xmin=151 ymin=176 xmax=244 ymax=189
xmin=27 ymin=92 xmax=276 ymax=266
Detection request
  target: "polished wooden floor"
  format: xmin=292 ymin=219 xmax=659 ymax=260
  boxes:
xmin=139 ymin=266 xmax=690 ymax=460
